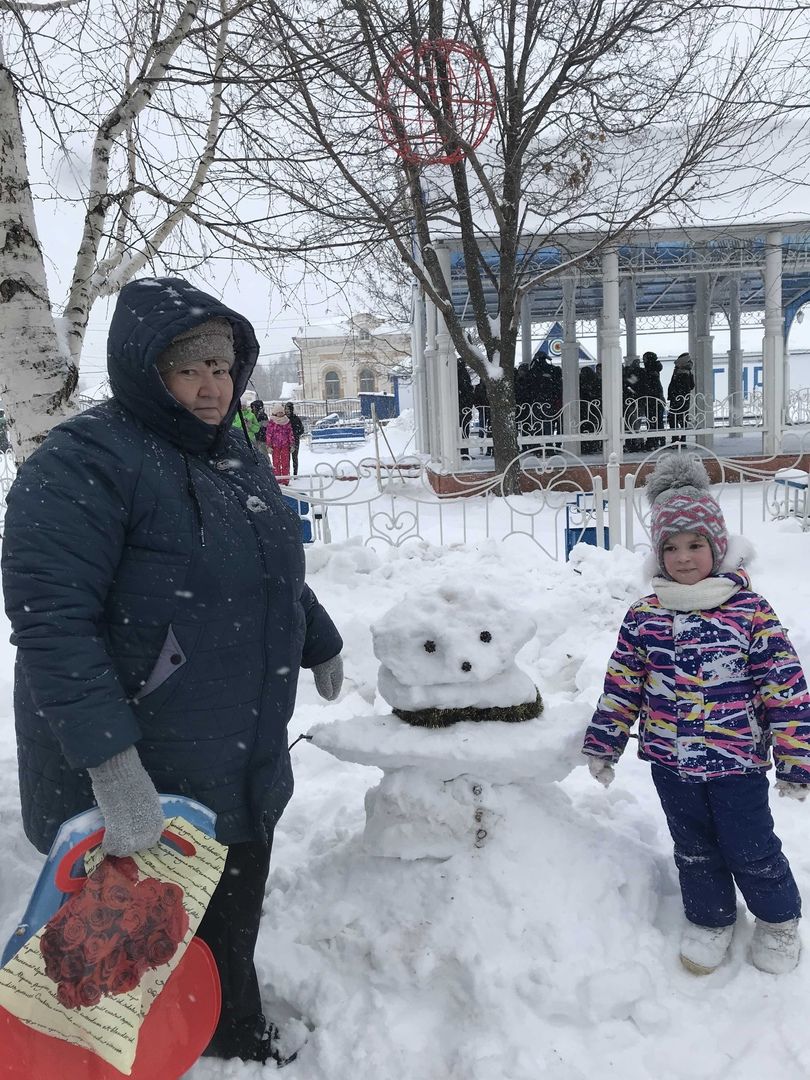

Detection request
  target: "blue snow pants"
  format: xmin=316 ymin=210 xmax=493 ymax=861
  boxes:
xmin=651 ymin=764 xmax=802 ymax=927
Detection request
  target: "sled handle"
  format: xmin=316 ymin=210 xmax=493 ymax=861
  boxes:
xmin=54 ymin=827 xmax=196 ymax=894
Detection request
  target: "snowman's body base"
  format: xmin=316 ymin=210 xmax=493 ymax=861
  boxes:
xmin=393 ymin=690 xmax=543 ymax=729
xmin=310 ymin=705 xmax=585 ymax=859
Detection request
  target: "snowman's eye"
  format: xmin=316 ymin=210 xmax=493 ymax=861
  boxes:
xmin=480 ymin=631 xmax=492 ymax=643
xmin=423 ymin=640 xmax=437 ymax=653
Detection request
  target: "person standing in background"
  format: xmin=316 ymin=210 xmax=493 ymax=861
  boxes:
xmin=232 ymin=398 xmax=259 ymax=442
xmin=285 ymin=401 xmax=305 ymax=477
xmin=667 ymin=353 xmax=694 ymax=444
xmin=641 ymin=351 xmax=665 ymax=449
xmin=250 ymin=398 xmax=269 ymax=456
xmin=266 ymin=403 xmax=295 ymax=484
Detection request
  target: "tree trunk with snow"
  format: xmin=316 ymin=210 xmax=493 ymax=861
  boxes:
xmin=0 ymin=0 xmax=255 ymax=462
xmin=0 ymin=64 xmax=78 ymax=461
xmin=486 ymin=371 xmax=521 ymax=492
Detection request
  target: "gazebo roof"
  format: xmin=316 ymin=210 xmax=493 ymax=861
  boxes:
xmin=443 ymin=220 xmax=810 ymax=324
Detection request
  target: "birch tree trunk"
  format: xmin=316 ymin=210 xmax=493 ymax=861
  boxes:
xmin=0 ymin=62 xmax=78 ymax=460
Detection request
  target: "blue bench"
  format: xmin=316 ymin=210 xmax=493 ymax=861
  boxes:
xmin=774 ymin=469 xmax=810 ymax=529
xmin=282 ymin=492 xmax=315 ymax=543
xmin=564 ymin=493 xmax=609 ymax=559
xmin=309 ymin=423 xmax=366 ymax=449
xmin=281 ymin=492 xmax=331 ymax=544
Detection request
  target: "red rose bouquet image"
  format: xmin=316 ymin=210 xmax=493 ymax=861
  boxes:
xmin=40 ymin=855 xmax=189 ymax=1010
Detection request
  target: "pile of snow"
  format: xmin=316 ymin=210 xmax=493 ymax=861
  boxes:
xmin=382 ymin=408 xmax=415 ymax=433
xmin=2 ymin=515 xmax=810 ymax=1079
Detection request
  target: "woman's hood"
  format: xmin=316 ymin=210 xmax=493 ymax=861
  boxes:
xmin=107 ymin=277 xmax=259 ymax=454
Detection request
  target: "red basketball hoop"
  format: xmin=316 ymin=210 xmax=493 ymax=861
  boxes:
xmin=376 ymin=39 xmax=496 ymax=166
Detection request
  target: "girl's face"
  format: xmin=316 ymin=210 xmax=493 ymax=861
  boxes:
xmin=662 ymin=531 xmax=714 ymax=584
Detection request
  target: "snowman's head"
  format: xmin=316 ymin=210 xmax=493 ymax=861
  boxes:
xmin=371 ymin=583 xmax=536 ymax=685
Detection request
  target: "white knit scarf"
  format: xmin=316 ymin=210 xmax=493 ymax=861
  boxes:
xmin=652 ymin=575 xmax=741 ymax=612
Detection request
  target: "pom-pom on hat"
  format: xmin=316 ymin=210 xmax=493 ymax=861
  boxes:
xmin=647 ymin=454 xmax=728 ymax=575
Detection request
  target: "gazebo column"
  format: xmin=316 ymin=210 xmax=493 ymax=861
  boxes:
xmin=727 ymin=277 xmax=743 ymax=437
xmin=688 ymin=311 xmax=697 ymax=365
xmin=435 ymin=246 xmax=461 ymax=470
xmin=694 ymin=272 xmax=714 ymax=450
xmin=622 ymin=278 xmax=638 ymax=363
xmin=423 ymin=294 xmax=440 ymax=460
xmin=762 ymin=231 xmax=784 ymax=456
xmin=561 ymin=274 xmax=580 ymax=453
xmin=410 ymin=284 xmax=430 ymax=454
xmin=600 ymin=249 xmax=623 ymax=460
xmin=521 ymin=293 xmax=533 ymax=365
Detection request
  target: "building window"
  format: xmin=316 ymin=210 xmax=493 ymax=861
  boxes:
xmin=358 ymin=328 xmax=371 ymax=341
xmin=324 ymin=370 xmax=342 ymax=400
xmin=358 ymin=368 xmax=376 ymax=393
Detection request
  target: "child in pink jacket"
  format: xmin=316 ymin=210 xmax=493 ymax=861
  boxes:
xmin=265 ymin=404 xmax=295 ymax=484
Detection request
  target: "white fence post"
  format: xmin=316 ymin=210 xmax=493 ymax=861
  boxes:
xmin=624 ymin=472 xmax=636 ymax=551
xmin=593 ymin=475 xmax=606 ymax=549
xmin=607 ymin=453 xmax=622 ymax=550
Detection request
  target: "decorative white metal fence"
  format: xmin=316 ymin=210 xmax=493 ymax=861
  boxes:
xmin=2 ymin=438 xmax=807 ymax=561
xmin=289 ymin=433 xmax=810 ymax=558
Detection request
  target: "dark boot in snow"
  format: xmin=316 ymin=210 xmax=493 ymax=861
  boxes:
xmin=251 ymin=1020 xmax=299 ymax=1067
xmin=203 ymin=1014 xmax=300 ymax=1067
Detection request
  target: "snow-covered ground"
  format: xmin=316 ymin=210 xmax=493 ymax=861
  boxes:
xmin=2 ymin=508 xmax=810 ymax=1079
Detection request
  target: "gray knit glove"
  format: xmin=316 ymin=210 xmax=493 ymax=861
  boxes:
xmin=776 ymin=779 xmax=809 ymax=802
xmin=313 ymin=654 xmax=343 ymax=701
xmin=88 ymin=747 xmax=166 ymax=856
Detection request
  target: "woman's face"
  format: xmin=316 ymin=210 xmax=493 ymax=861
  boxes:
xmin=162 ymin=360 xmax=233 ymax=424
xmin=662 ymin=531 xmax=714 ymax=584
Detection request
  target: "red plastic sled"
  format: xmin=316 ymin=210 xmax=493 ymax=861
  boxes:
xmin=0 ymin=935 xmax=220 ymax=1079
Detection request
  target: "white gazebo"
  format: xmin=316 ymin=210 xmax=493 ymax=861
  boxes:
xmin=410 ymin=220 xmax=810 ymax=475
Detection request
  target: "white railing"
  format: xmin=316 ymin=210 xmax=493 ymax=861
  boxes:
xmin=289 ymin=429 xmax=810 ymax=555
xmin=464 ymin=389 xmax=774 ymax=456
xmin=289 ymin=450 xmax=609 ymax=560
xmin=2 ymin=433 xmax=808 ymax=558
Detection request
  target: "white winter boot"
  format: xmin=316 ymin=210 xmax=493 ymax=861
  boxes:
xmin=751 ymin=918 xmax=801 ymax=974
xmin=679 ymin=921 xmax=734 ymax=975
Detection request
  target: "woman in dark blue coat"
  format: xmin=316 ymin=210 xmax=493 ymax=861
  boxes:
xmin=2 ymin=277 xmax=343 ymax=1065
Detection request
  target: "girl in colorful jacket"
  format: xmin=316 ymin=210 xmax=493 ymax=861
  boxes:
xmin=265 ymin=403 xmax=295 ymax=485
xmin=583 ymin=455 xmax=810 ymax=977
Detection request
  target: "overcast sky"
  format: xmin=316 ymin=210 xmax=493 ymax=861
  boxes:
xmin=34 ymin=186 xmax=810 ymax=393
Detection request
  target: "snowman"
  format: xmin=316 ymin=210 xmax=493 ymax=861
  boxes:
xmin=372 ymin=582 xmax=542 ymax=726
xmin=306 ymin=582 xmax=585 ymax=860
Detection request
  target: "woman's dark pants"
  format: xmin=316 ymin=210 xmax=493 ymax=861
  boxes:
xmin=197 ymin=836 xmax=273 ymax=1059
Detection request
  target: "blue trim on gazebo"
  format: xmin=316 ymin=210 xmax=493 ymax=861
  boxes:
xmin=448 ymin=233 xmax=810 ymax=324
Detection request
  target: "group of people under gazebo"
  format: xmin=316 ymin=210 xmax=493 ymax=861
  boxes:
xmin=456 ymin=348 xmax=695 ymax=459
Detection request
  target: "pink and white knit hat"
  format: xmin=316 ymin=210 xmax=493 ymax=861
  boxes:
xmin=647 ymin=455 xmax=728 ymax=575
